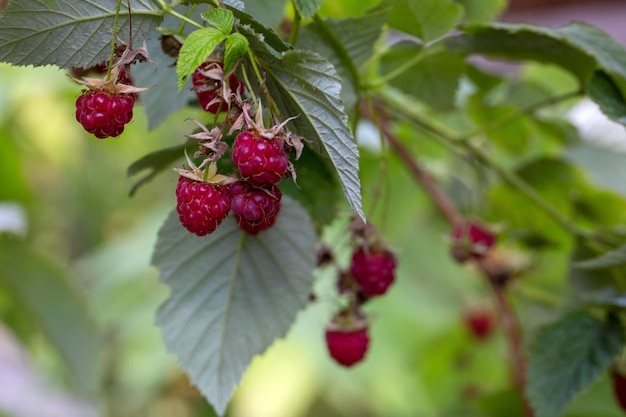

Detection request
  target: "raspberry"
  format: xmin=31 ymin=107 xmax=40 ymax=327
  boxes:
xmin=451 ymin=220 xmax=495 ymax=263
xmin=349 ymin=246 xmax=397 ymax=296
xmin=229 ymin=181 xmax=282 ymax=235
xmin=325 ymin=324 xmax=370 ymax=367
xmin=612 ymin=369 xmax=626 ymax=412
xmin=232 ymin=131 xmax=288 ymax=186
xmin=175 ymin=176 xmax=231 ymax=236
xmin=75 ymin=90 xmax=135 ymax=139
xmin=192 ymin=62 xmax=243 ymax=113
xmin=464 ymin=308 xmax=495 ymax=340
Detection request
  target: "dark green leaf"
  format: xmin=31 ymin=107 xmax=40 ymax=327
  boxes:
xmin=203 ymin=7 xmax=235 ymax=34
xmin=0 ymin=239 xmax=101 ymax=395
xmin=228 ymin=5 xmax=291 ymax=57
xmin=224 ymin=33 xmax=249 ymax=73
xmin=448 ymin=22 xmax=626 ymax=98
xmin=239 ymin=0 xmax=287 ymax=28
xmin=134 ymin=37 xmax=196 ymax=130
xmin=588 ymin=71 xmax=626 ymax=127
xmin=575 ymin=243 xmax=626 ymax=270
xmin=127 ymin=142 xmax=191 ymax=196
xmin=455 ymin=0 xmax=506 ymax=23
xmin=380 ymin=45 xmax=465 ymax=111
xmin=0 ymin=0 xmax=161 ymax=68
xmin=244 ymin=30 xmax=364 ymax=220
xmin=293 ymin=0 xmax=323 ymax=19
xmin=177 ymin=28 xmax=227 ymax=90
xmin=378 ymin=0 xmax=463 ymax=43
xmin=153 ymin=197 xmax=316 ymax=416
xmin=527 ymin=312 xmax=625 ymax=417
xmin=297 ymin=10 xmax=388 ymax=109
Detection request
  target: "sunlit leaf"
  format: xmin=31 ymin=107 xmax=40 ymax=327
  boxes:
xmin=153 ymin=197 xmax=316 ymax=416
xmin=177 ymin=28 xmax=227 ymax=90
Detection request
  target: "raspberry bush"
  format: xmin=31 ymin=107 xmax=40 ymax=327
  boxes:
xmin=3 ymin=1 xmax=626 ymax=416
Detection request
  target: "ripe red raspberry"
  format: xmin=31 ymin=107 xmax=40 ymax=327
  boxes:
xmin=464 ymin=308 xmax=495 ymax=340
xmin=232 ymin=131 xmax=288 ymax=186
xmin=229 ymin=181 xmax=282 ymax=235
xmin=75 ymin=90 xmax=135 ymax=139
xmin=325 ymin=324 xmax=370 ymax=367
xmin=349 ymin=246 xmax=397 ymax=296
xmin=451 ymin=220 xmax=496 ymax=263
xmin=192 ymin=62 xmax=243 ymax=113
xmin=612 ymin=369 xmax=626 ymax=412
xmin=176 ymin=176 xmax=231 ymax=236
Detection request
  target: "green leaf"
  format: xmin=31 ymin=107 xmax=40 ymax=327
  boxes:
xmin=293 ymin=0 xmax=323 ymax=19
xmin=380 ymin=45 xmax=465 ymax=111
xmin=575 ymin=243 xmax=626 ymax=270
xmin=297 ymin=10 xmax=389 ymax=109
xmin=0 ymin=239 xmax=101 ymax=395
xmin=228 ymin=5 xmax=291 ymax=57
xmin=177 ymin=28 xmax=227 ymax=90
xmin=455 ymin=0 xmax=506 ymax=23
xmin=448 ymin=22 xmax=626 ymax=98
xmin=153 ymin=196 xmax=316 ymax=416
xmin=0 ymin=0 xmax=161 ymax=68
xmin=127 ymin=142 xmax=191 ymax=196
xmin=134 ymin=37 xmax=196 ymax=130
xmin=203 ymin=7 xmax=235 ymax=34
xmin=526 ymin=312 xmax=625 ymax=417
xmin=378 ymin=0 xmax=463 ymax=43
xmin=239 ymin=0 xmax=287 ymax=28
xmin=224 ymin=33 xmax=249 ymax=74
xmin=244 ymin=30 xmax=364 ymax=220
xmin=587 ymin=71 xmax=626 ymax=127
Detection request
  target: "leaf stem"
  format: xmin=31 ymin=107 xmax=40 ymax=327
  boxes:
xmin=106 ymin=0 xmax=124 ymax=79
xmin=365 ymin=47 xmax=427 ymax=89
xmin=176 ymin=4 xmax=198 ymax=35
xmin=240 ymin=57 xmax=258 ymax=108
xmin=157 ymin=0 xmax=203 ymax=28
xmin=375 ymin=87 xmax=591 ymax=239
xmin=289 ymin=3 xmax=302 ymax=46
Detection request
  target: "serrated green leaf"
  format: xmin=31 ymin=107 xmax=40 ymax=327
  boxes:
xmin=575 ymin=243 xmax=626 ymax=270
xmin=588 ymin=71 xmax=626 ymax=127
xmin=447 ymin=22 xmax=626 ymax=98
xmin=243 ymin=31 xmax=364 ymax=220
xmin=0 ymin=0 xmax=161 ymax=69
xmin=228 ymin=5 xmax=291 ymax=57
xmin=527 ymin=312 xmax=625 ymax=417
xmin=203 ymin=7 xmax=235 ymax=34
xmin=153 ymin=196 xmax=316 ymax=416
xmin=0 ymin=239 xmax=101 ymax=395
xmin=293 ymin=0 xmax=322 ymax=19
xmin=380 ymin=45 xmax=465 ymax=111
xmin=297 ymin=10 xmax=389 ymax=109
xmin=378 ymin=0 xmax=463 ymax=43
xmin=177 ymin=28 xmax=227 ymax=90
xmin=224 ymin=33 xmax=249 ymax=74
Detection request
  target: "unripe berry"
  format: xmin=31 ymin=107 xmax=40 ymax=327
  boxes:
xmin=349 ymin=246 xmax=397 ymax=296
xmin=232 ymin=131 xmax=288 ymax=186
xmin=176 ymin=176 xmax=231 ymax=236
xmin=229 ymin=181 xmax=282 ymax=235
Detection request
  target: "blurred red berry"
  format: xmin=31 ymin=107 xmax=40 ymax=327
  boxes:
xmin=349 ymin=246 xmax=397 ymax=296
xmin=451 ymin=220 xmax=496 ymax=263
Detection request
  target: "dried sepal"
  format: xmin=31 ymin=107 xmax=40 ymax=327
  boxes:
xmin=71 ymin=66 xmax=148 ymax=95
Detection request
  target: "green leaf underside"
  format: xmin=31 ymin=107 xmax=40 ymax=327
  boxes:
xmin=0 ymin=0 xmax=160 ymax=69
xmin=587 ymin=71 xmax=626 ymax=127
xmin=224 ymin=33 xmax=249 ymax=74
xmin=0 ymin=239 xmax=101 ymax=394
xmin=177 ymin=28 xmax=227 ymax=90
xmin=380 ymin=0 xmax=463 ymax=43
xmin=574 ymin=243 xmax=626 ymax=270
xmin=292 ymin=0 xmax=323 ymax=19
xmin=297 ymin=10 xmax=388 ymax=109
xmin=153 ymin=197 xmax=316 ymax=416
xmin=447 ymin=22 xmax=626 ymax=98
xmin=244 ymin=30 xmax=364 ymax=220
xmin=526 ymin=312 xmax=625 ymax=417
xmin=203 ymin=7 xmax=235 ymax=34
